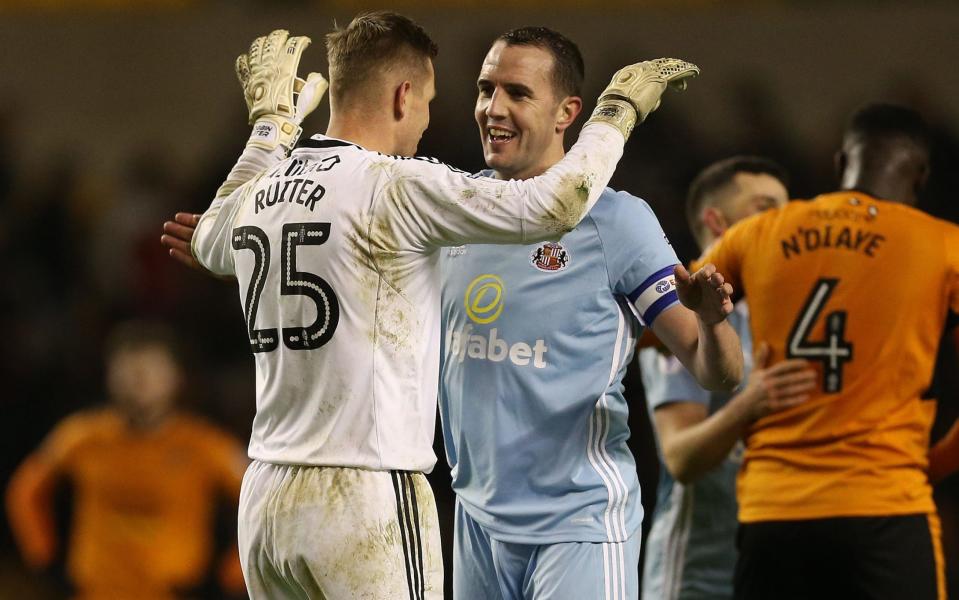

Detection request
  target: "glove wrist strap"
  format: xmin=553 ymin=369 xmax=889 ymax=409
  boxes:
xmin=247 ymin=116 xmax=302 ymax=152
xmin=587 ymin=98 xmax=638 ymax=141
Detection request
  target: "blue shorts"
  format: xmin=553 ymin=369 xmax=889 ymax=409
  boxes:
xmin=453 ymin=499 xmax=640 ymax=600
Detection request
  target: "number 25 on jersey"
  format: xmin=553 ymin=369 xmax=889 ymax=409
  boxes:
xmin=232 ymin=222 xmax=340 ymax=353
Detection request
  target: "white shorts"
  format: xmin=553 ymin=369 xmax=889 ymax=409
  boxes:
xmin=238 ymin=460 xmax=442 ymax=599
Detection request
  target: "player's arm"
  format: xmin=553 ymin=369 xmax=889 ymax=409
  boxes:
xmin=6 ymin=414 xmax=94 ymax=570
xmin=163 ymin=29 xmax=327 ymax=273
xmin=650 ymin=264 xmax=742 ymax=391
xmin=6 ymin=455 xmax=60 ymax=569
xmin=3 ymin=414 xmax=86 ymax=575
xmin=394 ymin=59 xmax=699 ymax=247
xmin=652 ymin=344 xmax=815 ymax=483
xmin=929 ymin=414 xmax=959 ymax=483
xmin=661 ymin=210 xmax=763 ymax=391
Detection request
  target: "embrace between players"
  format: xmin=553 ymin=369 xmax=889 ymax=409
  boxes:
xmin=160 ymin=10 xmax=956 ymax=600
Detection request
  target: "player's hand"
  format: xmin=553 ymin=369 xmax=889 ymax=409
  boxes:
xmin=161 ymin=212 xmax=203 ymax=271
xmin=735 ymin=343 xmax=817 ymax=422
xmin=587 ymin=58 xmax=699 ymax=140
xmin=235 ymin=29 xmax=329 ymax=150
xmin=674 ymin=263 xmax=733 ymax=326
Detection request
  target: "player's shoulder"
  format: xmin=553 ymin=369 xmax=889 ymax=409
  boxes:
xmin=58 ymin=407 xmax=120 ymax=432
xmin=587 ymin=187 xmax=662 ymax=231
xmin=814 ymin=190 xmax=958 ymax=236
xmin=342 ymin=145 xmax=481 ymax=182
xmin=44 ymin=407 xmax=122 ymax=450
xmin=885 ymin=198 xmax=959 ymax=234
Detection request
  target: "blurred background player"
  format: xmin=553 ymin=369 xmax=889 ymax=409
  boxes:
xmin=5 ymin=321 xmax=247 ymax=599
xmin=638 ymin=156 xmax=816 ymax=599
xmin=697 ymin=103 xmax=951 ymax=600
xmin=439 ymin=28 xmax=742 ymax=600
xmin=169 ymin=12 xmax=701 ymax=599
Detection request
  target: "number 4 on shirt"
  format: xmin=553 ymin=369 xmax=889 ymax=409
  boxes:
xmin=786 ymin=278 xmax=853 ymax=393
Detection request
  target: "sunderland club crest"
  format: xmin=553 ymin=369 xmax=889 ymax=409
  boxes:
xmin=530 ymin=242 xmax=570 ymax=272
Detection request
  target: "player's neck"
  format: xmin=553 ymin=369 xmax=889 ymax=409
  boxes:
xmin=840 ymin=177 xmax=917 ymax=206
xmin=117 ymin=407 xmax=173 ymax=433
xmin=326 ymin=114 xmax=401 ymax=156
xmin=840 ymin=158 xmax=919 ymax=205
xmin=494 ymin=145 xmax=567 ymax=181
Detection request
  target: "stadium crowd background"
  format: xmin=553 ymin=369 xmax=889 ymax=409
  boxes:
xmin=1 ymin=1 xmax=958 ymax=597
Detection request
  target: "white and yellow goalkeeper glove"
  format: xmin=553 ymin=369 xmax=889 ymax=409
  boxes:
xmin=235 ymin=29 xmax=329 ymax=152
xmin=587 ymin=58 xmax=699 ymax=140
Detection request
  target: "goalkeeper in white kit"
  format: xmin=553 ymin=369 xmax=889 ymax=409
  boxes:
xmin=161 ymin=11 xmax=706 ymax=600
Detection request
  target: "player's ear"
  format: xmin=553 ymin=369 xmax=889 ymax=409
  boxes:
xmin=834 ymin=150 xmax=847 ymax=182
xmin=555 ymin=96 xmax=583 ymax=133
xmin=393 ymin=80 xmax=412 ymax=121
xmin=702 ymin=206 xmax=728 ymax=238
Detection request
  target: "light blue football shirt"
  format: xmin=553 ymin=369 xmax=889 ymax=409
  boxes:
xmin=439 ymin=185 xmax=680 ymax=544
xmin=638 ymin=302 xmax=753 ymax=600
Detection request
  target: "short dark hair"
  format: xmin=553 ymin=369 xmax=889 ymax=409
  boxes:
xmin=845 ymin=102 xmax=930 ymax=154
xmin=496 ymin=26 xmax=584 ymax=98
xmin=326 ymin=11 xmax=438 ymax=102
xmin=104 ymin=320 xmax=184 ymax=366
xmin=686 ymin=155 xmax=789 ymax=245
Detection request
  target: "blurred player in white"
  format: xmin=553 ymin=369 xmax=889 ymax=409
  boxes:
xmin=161 ymin=11 xmax=703 ymax=600
xmin=639 ymin=156 xmax=814 ymax=600
xmin=438 ymin=28 xmax=744 ymax=600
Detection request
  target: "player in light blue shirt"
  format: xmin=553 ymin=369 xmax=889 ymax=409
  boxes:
xmin=439 ymin=29 xmax=744 ymax=600
xmin=639 ymin=156 xmax=813 ymax=599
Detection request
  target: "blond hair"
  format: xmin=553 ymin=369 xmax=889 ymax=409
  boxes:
xmin=326 ymin=11 xmax=438 ymax=104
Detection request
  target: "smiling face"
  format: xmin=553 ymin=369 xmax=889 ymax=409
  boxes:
xmin=475 ymin=41 xmax=576 ymax=180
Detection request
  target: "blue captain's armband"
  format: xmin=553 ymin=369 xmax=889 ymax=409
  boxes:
xmin=628 ymin=264 xmax=680 ymax=326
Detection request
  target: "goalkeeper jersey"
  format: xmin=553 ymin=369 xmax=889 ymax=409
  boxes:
xmin=191 ymin=126 xmax=624 ymax=472
xmin=439 ymin=183 xmax=680 ymax=543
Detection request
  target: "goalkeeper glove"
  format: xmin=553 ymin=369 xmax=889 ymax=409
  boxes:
xmin=235 ymin=29 xmax=329 ymax=152
xmin=587 ymin=58 xmax=699 ymax=140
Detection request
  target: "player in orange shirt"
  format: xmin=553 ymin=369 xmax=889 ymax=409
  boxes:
xmin=6 ymin=322 xmax=248 ymax=599
xmin=697 ymin=104 xmax=950 ymax=599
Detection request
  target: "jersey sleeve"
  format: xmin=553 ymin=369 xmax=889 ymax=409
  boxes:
xmin=387 ymin=122 xmax=625 ymax=248
xmin=4 ymin=412 xmax=95 ymax=567
xmin=593 ymin=193 xmax=681 ymax=327
xmin=35 ymin=412 xmax=97 ymax=472
xmin=638 ymin=348 xmax=711 ymax=409
xmin=193 ymin=142 xmax=286 ymax=276
xmin=193 ymin=177 xmax=262 ymax=276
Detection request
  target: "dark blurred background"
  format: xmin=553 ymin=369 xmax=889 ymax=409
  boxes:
xmin=1 ymin=0 xmax=959 ymax=598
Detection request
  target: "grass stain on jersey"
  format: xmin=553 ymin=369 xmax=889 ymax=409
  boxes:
xmin=538 ymin=173 xmax=593 ymax=233
xmin=363 ymin=182 xmax=418 ymax=351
